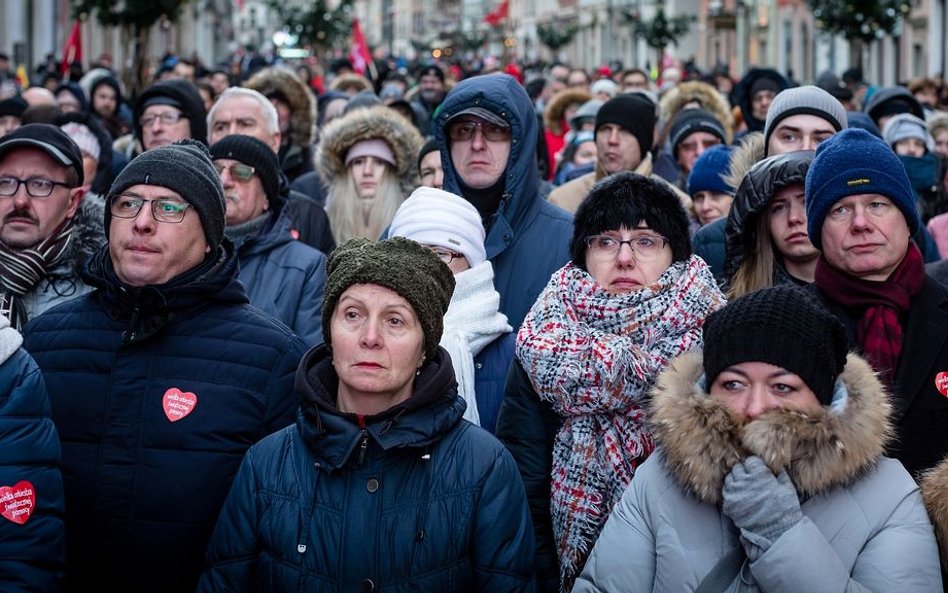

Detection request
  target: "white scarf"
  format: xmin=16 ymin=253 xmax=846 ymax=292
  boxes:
xmin=0 ymin=315 xmax=23 ymax=365
xmin=441 ymin=261 xmax=512 ymax=425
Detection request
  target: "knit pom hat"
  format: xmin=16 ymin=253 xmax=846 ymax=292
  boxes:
xmin=703 ymin=285 xmax=848 ymax=405
xmin=595 ymin=93 xmax=656 ymax=154
xmin=882 ymin=113 xmax=934 ymax=153
xmin=210 ymin=134 xmax=282 ymax=204
xmin=687 ymin=144 xmax=734 ymax=196
xmin=805 ymin=128 xmax=919 ymax=250
xmin=107 ymin=139 xmax=226 ymax=248
xmin=668 ymin=109 xmax=727 ymax=159
xmin=389 ymin=187 xmax=487 ymax=268
xmin=322 ymin=237 xmax=456 ymax=360
xmin=763 ymin=85 xmax=847 ymax=156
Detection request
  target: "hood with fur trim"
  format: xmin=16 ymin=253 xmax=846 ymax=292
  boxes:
xmin=315 ymin=105 xmax=423 ymax=193
xmin=544 ymin=88 xmax=591 ymax=136
xmin=660 ymin=80 xmax=734 ymax=144
xmin=244 ymin=67 xmax=317 ymax=148
xmin=921 ymin=458 xmax=948 ymax=574
xmin=650 ymin=351 xmax=892 ymax=505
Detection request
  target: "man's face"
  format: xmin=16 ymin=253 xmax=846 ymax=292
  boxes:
xmin=140 ymin=105 xmax=191 ymax=150
xmin=676 ymin=131 xmax=721 ymax=173
xmin=596 ymin=123 xmax=642 ymax=174
xmin=768 ymin=114 xmax=837 ymax=155
xmin=820 ymin=194 xmax=911 ymax=281
xmin=215 ymin=158 xmax=269 ymax=226
xmin=448 ymin=116 xmax=511 ymax=190
xmin=419 ymin=74 xmax=444 ymax=103
xmin=419 ymin=150 xmax=444 ymax=189
xmin=767 ymin=183 xmax=818 ymax=263
xmin=623 ymin=73 xmax=649 ymax=92
xmin=172 ymin=62 xmax=195 ymax=82
xmin=108 ymin=183 xmax=210 ymax=287
xmin=915 ymin=87 xmax=938 ymax=108
xmin=751 ymin=89 xmax=776 ymax=121
xmin=209 ymin=95 xmax=281 ymax=150
xmin=0 ymin=148 xmax=82 ymax=249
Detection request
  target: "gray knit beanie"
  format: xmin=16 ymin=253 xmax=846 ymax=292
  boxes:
xmin=763 ymin=85 xmax=847 ymax=156
xmin=322 ymin=237 xmax=456 ymax=360
xmin=882 ymin=113 xmax=934 ymax=153
xmin=106 ymin=139 xmax=226 ymax=248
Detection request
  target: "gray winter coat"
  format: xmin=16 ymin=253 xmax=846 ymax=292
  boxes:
xmin=573 ymin=352 xmax=942 ymax=592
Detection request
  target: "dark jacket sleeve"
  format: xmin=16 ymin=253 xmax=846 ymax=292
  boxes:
xmin=496 ymin=360 xmax=562 ymax=593
xmin=692 ymin=218 xmax=727 ymax=287
xmin=0 ymin=349 xmax=66 ymax=593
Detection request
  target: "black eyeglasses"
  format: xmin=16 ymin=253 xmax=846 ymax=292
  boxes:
xmin=109 ymin=194 xmax=192 ymax=223
xmin=0 ymin=176 xmax=73 ymax=198
xmin=584 ymin=234 xmax=669 ymax=261
xmin=447 ymin=119 xmax=511 ymax=142
xmin=140 ymin=111 xmax=185 ymax=127
xmin=214 ymin=162 xmax=256 ymax=182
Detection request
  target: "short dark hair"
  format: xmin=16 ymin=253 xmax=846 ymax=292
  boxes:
xmin=570 ymin=172 xmax=691 ymax=270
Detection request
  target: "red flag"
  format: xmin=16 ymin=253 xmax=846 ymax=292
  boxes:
xmin=61 ymin=20 xmax=82 ymax=76
xmin=484 ymin=0 xmax=509 ymax=26
xmin=350 ymin=18 xmax=373 ymax=77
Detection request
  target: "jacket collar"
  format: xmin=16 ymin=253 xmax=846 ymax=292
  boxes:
xmin=651 ymin=352 xmax=892 ymax=504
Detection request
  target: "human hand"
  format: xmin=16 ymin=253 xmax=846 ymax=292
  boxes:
xmin=721 ymin=456 xmax=802 ymax=550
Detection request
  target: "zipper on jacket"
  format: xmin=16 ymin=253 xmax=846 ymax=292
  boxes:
xmin=357 ymin=433 xmax=369 ymax=466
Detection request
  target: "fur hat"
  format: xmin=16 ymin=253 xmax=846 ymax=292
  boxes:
xmin=390 ymin=186 xmax=487 ymax=267
xmin=210 ymin=134 xmax=282 ymax=204
xmin=805 ymin=128 xmax=919 ymax=250
xmin=571 ymin=171 xmax=691 ymax=270
xmin=107 ymin=139 xmax=226 ymax=248
xmin=134 ymin=80 xmax=208 ymax=145
xmin=668 ymin=109 xmax=727 ymax=159
xmin=245 ymin=67 xmax=318 ymax=148
xmin=703 ymin=285 xmax=849 ymax=405
xmin=595 ymin=94 xmax=657 ymax=155
xmin=763 ymin=85 xmax=848 ymax=156
xmin=322 ymin=236 xmax=456 ymax=360
xmin=882 ymin=113 xmax=934 ymax=153
xmin=687 ymin=144 xmax=734 ymax=196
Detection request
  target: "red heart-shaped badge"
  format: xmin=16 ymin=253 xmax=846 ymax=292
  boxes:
xmin=936 ymin=372 xmax=948 ymax=397
xmin=0 ymin=480 xmax=35 ymax=525
xmin=163 ymin=388 xmax=197 ymax=422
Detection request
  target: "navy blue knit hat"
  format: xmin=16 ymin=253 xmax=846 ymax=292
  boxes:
xmin=805 ymin=128 xmax=919 ymax=250
xmin=687 ymin=144 xmax=734 ymax=196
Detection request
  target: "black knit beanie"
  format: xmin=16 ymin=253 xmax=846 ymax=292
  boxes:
xmin=106 ymin=139 xmax=226 ymax=248
xmin=322 ymin=237 xmax=456 ymax=360
xmin=210 ymin=135 xmax=282 ymax=204
xmin=134 ymin=79 xmax=208 ymax=144
xmin=702 ymin=286 xmax=848 ymax=405
xmin=595 ymin=94 xmax=656 ymax=155
xmin=668 ymin=109 xmax=727 ymax=159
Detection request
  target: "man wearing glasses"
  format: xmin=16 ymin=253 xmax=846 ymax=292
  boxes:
xmin=435 ymin=73 xmax=573 ymax=329
xmin=123 ymin=79 xmax=207 ymax=160
xmin=22 ymin=139 xmax=307 ymax=593
xmin=210 ymin=134 xmax=326 ymax=345
xmin=0 ymin=123 xmax=105 ymax=328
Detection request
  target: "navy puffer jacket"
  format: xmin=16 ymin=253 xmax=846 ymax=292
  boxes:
xmin=23 ymin=244 xmax=307 ymax=593
xmin=199 ymin=345 xmax=536 ymax=592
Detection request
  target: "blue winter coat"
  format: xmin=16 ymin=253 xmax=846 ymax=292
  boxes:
xmin=0 ymin=325 xmax=65 ymax=593
xmin=22 ymin=244 xmax=307 ymax=593
xmin=473 ymin=332 xmax=515 ymax=434
xmin=435 ymin=74 xmax=573 ymax=329
xmin=235 ymin=209 xmax=327 ymax=346
xmin=198 ymin=345 xmax=536 ymax=593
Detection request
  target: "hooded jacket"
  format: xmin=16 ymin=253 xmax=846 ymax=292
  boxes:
xmin=198 ymin=345 xmax=535 ymax=593
xmin=245 ymin=67 xmax=317 ymax=181
xmin=574 ymin=352 xmax=942 ymax=592
xmin=733 ymin=68 xmax=790 ymax=133
xmin=659 ymin=80 xmax=734 ymax=143
xmin=22 ymin=243 xmax=307 ymax=593
xmin=134 ymin=79 xmax=208 ymax=145
xmin=435 ymin=74 xmax=574 ymax=329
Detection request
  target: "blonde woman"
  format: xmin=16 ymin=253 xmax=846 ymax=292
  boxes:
xmin=316 ymin=105 xmax=422 ymax=243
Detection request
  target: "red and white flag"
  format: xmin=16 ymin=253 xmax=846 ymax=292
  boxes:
xmin=61 ymin=20 xmax=82 ymax=76
xmin=350 ymin=18 xmax=373 ymax=77
xmin=484 ymin=0 xmax=509 ymax=26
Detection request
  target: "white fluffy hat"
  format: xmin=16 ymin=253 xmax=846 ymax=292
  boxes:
xmin=390 ymin=187 xmax=487 ymax=267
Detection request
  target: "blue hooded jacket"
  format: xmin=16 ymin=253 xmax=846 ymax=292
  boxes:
xmin=435 ymin=74 xmax=573 ymax=329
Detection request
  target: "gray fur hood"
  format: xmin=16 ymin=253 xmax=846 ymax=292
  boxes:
xmin=650 ymin=352 xmax=892 ymax=504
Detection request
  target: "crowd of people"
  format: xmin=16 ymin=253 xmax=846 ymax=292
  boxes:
xmin=4 ymin=49 xmax=948 ymax=591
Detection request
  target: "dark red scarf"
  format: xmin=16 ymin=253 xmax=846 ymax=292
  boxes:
xmin=814 ymin=244 xmax=925 ymax=384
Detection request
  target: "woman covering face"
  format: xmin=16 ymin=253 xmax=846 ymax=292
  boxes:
xmin=199 ymin=237 xmax=536 ymax=591
xmin=574 ymin=286 xmax=943 ymax=593
xmin=497 ymin=171 xmax=725 ymax=591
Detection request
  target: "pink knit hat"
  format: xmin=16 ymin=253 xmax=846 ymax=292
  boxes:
xmin=345 ymin=138 xmax=396 ymax=167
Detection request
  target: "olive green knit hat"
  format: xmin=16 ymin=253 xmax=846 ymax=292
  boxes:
xmin=322 ymin=237 xmax=456 ymax=359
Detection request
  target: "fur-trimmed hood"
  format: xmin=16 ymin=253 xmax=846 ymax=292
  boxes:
xmin=660 ymin=80 xmax=734 ymax=144
xmin=650 ymin=352 xmax=892 ymax=505
xmin=544 ymin=88 xmax=591 ymax=136
xmin=70 ymin=194 xmax=108 ymax=275
xmin=245 ymin=67 xmax=317 ymax=148
xmin=722 ymin=131 xmax=764 ymax=191
xmin=733 ymin=68 xmax=791 ymax=132
xmin=315 ymin=105 xmax=423 ymax=192
xmin=921 ymin=457 xmax=948 ymax=574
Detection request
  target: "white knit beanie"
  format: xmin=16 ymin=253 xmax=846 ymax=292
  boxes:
xmin=390 ymin=187 xmax=487 ymax=267
xmin=883 ymin=113 xmax=934 ymax=153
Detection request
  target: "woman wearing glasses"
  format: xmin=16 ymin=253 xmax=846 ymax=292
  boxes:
xmin=496 ymin=171 xmax=725 ymax=592
xmin=315 ymin=104 xmax=422 ymax=244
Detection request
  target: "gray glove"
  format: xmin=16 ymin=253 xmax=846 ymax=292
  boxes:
xmin=721 ymin=456 xmax=802 ymax=561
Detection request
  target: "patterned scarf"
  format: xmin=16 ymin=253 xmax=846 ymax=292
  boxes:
xmin=0 ymin=219 xmax=75 ymax=330
xmin=814 ymin=243 xmax=925 ymax=385
xmin=517 ymin=256 xmax=725 ymax=591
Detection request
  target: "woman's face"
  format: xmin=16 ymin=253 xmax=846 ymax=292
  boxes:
xmin=349 ymin=156 xmax=389 ymax=200
xmin=933 ymin=130 xmax=948 ymax=158
xmin=331 ymin=284 xmax=425 ymax=415
xmin=419 ymin=150 xmax=444 ymax=189
xmin=92 ymin=85 xmax=117 ymax=116
xmin=572 ymin=140 xmax=597 ymax=166
xmin=584 ymin=224 xmax=673 ymax=294
xmin=710 ymin=361 xmax=821 ymax=421
xmin=693 ymin=190 xmax=734 ymax=225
